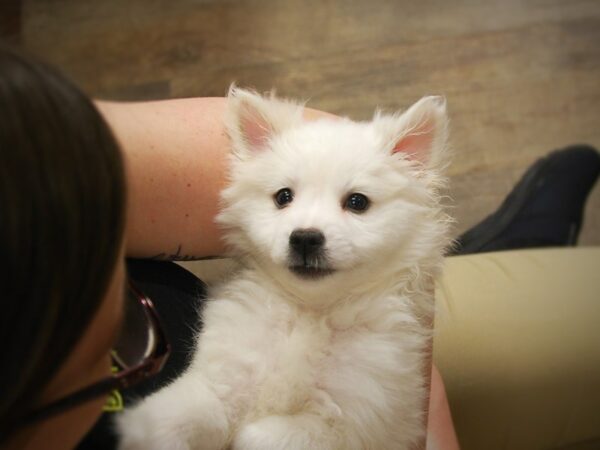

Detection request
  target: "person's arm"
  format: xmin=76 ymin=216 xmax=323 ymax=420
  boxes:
xmin=428 ymin=364 xmax=461 ymax=450
xmin=97 ymin=98 xmax=333 ymax=260
xmin=97 ymin=98 xmax=229 ymax=260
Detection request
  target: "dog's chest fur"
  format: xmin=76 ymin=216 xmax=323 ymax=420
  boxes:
xmin=198 ymin=269 xmax=430 ymax=433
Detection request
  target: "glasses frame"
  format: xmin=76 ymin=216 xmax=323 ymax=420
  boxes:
xmin=17 ymin=279 xmax=171 ymax=428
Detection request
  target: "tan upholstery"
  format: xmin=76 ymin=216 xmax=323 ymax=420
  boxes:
xmin=434 ymin=248 xmax=600 ymax=450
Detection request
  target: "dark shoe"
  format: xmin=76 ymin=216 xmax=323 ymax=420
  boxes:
xmin=449 ymin=144 xmax=600 ymax=255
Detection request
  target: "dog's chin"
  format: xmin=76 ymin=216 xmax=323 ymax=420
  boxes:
xmin=288 ymin=265 xmax=335 ymax=280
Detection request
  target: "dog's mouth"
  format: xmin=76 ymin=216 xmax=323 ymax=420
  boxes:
xmin=289 ymin=264 xmax=335 ymax=279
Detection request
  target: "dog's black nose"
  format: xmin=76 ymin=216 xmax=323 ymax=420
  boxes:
xmin=289 ymin=229 xmax=325 ymax=256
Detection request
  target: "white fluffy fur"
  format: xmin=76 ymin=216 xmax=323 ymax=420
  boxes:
xmin=117 ymin=87 xmax=451 ymax=450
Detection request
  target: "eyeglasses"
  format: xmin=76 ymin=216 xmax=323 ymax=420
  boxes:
xmin=18 ymin=279 xmax=171 ymax=427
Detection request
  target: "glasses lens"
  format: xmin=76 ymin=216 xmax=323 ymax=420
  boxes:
xmin=112 ymin=287 xmax=156 ymax=369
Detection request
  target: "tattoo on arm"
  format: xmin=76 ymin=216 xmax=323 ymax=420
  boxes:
xmin=149 ymin=244 xmax=221 ymax=261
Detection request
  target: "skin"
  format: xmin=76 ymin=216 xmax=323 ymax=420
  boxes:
xmin=97 ymin=98 xmax=231 ymax=261
xmin=6 ymin=98 xmax=459 ymax=449
xmin=428 ymin=365 xmax=460 ymax=450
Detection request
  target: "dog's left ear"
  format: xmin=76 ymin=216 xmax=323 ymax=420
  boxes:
xmin=225 ymin=85 xmax=304 ymax=159
xmin=378 ymin=96 xmax=448 ymax=168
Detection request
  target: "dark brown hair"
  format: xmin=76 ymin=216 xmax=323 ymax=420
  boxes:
xmin=0 ymin=43 xmax=127 ymax=435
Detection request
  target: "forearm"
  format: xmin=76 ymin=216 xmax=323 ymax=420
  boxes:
xmin=97 ymin=97 xmax=335 ymax=260
xmin=97 ymin=98 xmax=229 ymax=259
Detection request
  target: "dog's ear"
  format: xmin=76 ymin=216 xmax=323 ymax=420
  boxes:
xmin=225 ymin=85 xmax=304 ymax=158
xmin=377 ymin=96 xmax=448 ymax=168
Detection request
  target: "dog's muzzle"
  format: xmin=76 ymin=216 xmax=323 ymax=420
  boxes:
xmin=288 ymin=228 xmax=334 ymax=279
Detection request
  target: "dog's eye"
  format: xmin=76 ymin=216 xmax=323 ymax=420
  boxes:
xmin=344 ymin=193 xmax=370 ymax=213
xmin=274 ymin=188 xmax=294 ymax=208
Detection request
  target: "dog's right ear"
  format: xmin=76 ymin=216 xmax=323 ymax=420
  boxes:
xmin=225 ymin=85 xmax=304 ymax=159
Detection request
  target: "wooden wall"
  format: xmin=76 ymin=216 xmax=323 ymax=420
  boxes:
xmin=11 ymin=0 xmax=599 ymax=244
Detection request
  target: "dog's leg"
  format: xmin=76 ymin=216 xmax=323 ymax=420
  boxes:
xmin=232 ymin=413 xmax=354 ymax=450
xmin=117 ymin=373 xmax=230 ymax=450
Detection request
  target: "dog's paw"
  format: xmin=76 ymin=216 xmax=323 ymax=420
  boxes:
xmin=232 ymin=415 xmax=335 ymax=450
xmin=117 ymin=403 xmax=230 ymax=450
xmin=116 ymin=380 xmax=230 ymax=450
xmin=116 ymin=406 xmax=192 ymax=450
xmin=232 ymin=417 xmax=286 ymax=450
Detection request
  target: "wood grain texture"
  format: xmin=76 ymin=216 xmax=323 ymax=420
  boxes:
xmin=0 ymin=0 xmax=22 ymax=42
xmin=19 ymin=0 xmax=600 ymax=244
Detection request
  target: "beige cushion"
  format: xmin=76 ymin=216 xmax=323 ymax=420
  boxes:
xmin=434 ymin=247 xmax=600 ymax=450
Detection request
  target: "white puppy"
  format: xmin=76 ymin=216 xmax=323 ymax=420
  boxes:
xmin=117 ymin=87 xmax=450 ymax=450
